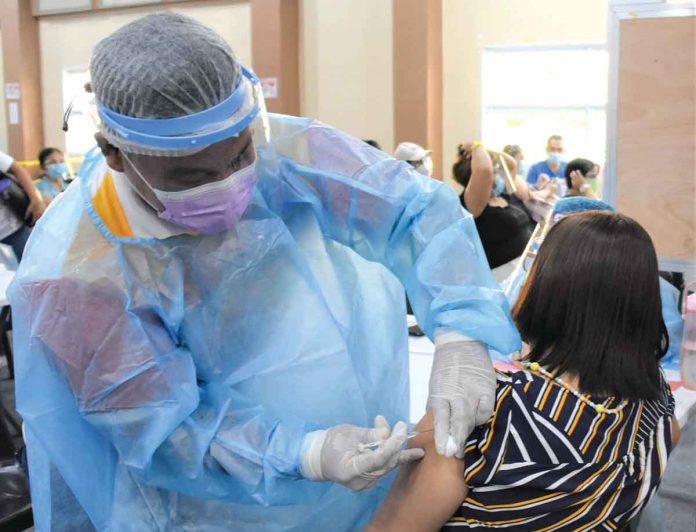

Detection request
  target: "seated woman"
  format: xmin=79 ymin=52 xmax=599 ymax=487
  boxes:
xmin=454 ymin=143 xmax=554 ymax=280
xmin=36 ymin=147 xmax=70 ymax=204
xmin=370 ymin=211 xmax=679 ymax=531
xmin=564 ymin=158 xmax=600 ymax=199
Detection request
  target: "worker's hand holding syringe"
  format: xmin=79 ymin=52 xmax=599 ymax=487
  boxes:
xmin=299 ymin=416 xmax=425 ymax=491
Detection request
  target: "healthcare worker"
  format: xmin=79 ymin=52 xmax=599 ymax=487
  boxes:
xmin=9 ymin=13 xmax=519 ymax=531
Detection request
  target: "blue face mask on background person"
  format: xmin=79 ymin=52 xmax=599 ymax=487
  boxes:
xmin=516 ymin=160 xmax=528 ymax=177
xmin=547 ymin=152 xmax=563 ymax=166
xmin=46 ymin=162 xmax=70 ymax=180
xmin=415 ymin=156 xmax=433 ymax=177
xmin=492 ymin=174 xmax=506 ymax=197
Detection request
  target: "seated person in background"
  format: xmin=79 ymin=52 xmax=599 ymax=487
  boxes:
xmin=0 ymin=149 xmax=45 ymax=261
xmin=364 ymin=139 xmax=383 ymax=150
xmin=502 ymin=144 xmax=526 ymax=178
xmin=394 ymin=141 xmax=433 ymax=176
xmin=36 ymin=147 xmax=69 ymax=204
xmin=526 ymin=134 xmax=568 ymax=195
xmin=454 ymin=143 xmax=553 ymax=280
xmin=369 ymin=211 xmax=679 ymax=532
xmin=565 ymin=158 xmax=599 ymax=199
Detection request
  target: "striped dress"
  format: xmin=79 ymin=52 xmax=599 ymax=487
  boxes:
xmin=443 ymin=369 xmax=675 ymax=531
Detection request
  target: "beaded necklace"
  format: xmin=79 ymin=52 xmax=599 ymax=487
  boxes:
xmin=521 ymin=361 xmax=628 ymax=415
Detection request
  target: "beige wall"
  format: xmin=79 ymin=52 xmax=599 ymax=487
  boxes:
xmin=39 ymin=0 xmax=251 ymax=153
xmin=32 ymin=0 xmax=608 ymax=165
xmin=442 ymin=0 xmax=608 ymax=186
xmin=301 ymin=0 xmax=394 ymax=152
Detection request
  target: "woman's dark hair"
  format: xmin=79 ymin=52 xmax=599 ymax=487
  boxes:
xmin=513 ymin=211 xmax=668 ymax=400
xmin=38 ymin=147 xmax=61 ymax=169
xmin=453 ymin=145 xmax=501 ymax=188
xmin=564 ymin=158 xmax=598 ymax=191
xmin=452 ymin=145 xmax=473 ymax=187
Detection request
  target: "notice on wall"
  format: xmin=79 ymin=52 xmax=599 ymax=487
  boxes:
xmin=8 ymin=102 xmax=20 ymax=125
xmin=4 ymin=82 xmax=21 ymax=100
xmin=260 ymin=77 xmax=278 ymax=99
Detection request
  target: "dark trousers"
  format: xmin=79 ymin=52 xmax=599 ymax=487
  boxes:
xmin=0 ymin=225 xmax=31 ymax=262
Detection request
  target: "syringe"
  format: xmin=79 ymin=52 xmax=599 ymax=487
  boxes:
xmin=358 ymin=428 xmax=433 ymax=452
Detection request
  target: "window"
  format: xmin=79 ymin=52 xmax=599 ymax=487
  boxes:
xmin=62 ymin=67 xmax=99 ymax=157
xmin=35 ymin=0 xmax=91 ymax=15
xmin=481 ymin=45 xmax=608 ymax=169
xmin=99 ymin=0 xmax=161 ymax=6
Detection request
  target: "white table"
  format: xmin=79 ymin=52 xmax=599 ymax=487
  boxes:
xmin=408 ymin=334 xmax=696 ymax=428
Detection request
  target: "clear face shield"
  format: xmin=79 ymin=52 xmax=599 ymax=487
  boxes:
xmin=92 ymin=67 xmax=271 ymax=234
xmin=97 ymin=66 xmax=270 ymax=157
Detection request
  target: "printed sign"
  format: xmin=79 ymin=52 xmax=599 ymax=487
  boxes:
xmin=5 ymin=82 xmax=20 ymax=100
xmin=8 ymin=102 xmax=20 ymax=125
xmin=260 ymin=77 xmax=278 ymax=99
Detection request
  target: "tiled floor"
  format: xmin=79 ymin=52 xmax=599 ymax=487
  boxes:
xmin=660 ymin=416 xmax=696 ymax=532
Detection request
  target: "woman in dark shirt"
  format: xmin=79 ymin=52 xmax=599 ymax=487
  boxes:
xmin=452 ymin=144 xmax=540 ymax=277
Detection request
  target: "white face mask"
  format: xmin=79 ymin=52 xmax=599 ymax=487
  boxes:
xmin=415 ymin=156 xmax=433 ymax=176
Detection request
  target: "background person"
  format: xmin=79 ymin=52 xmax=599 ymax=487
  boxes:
xmin=525 ymin=134 xmax=568 ymax=194
xmin=394 ymin=141 xmax=433 ymax=176
xmin=0 ymin=149 xmax=45 ymax=261
xmin=564 ymin=157 xmax=600 ymax=199
xmin=453 ymin=142 xmax=541 ymax=280
xmin=364 ymin=139 xmax=382 ymax=150
xmin=503 ymin=144 xmax=526 ymax=177
xmin=36 ymin=147 xmax=70 ymax=205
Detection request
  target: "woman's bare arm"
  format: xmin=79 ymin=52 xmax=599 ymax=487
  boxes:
xmin=9 ymin=161 xmax=46 ymax=222
xmin=672 ymin=415 xmax=680 ymax=447
xmin=463 ymin=145 xmax=493 ymax=218
xmin=367 ymin=413 xmax=468 ymax=532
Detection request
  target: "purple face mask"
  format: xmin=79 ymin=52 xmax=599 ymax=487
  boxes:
xmin=152 ymin=162 xmax=258 ymax=234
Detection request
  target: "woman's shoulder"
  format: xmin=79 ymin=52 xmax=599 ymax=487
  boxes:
xmin=35 ymin=177 xmax=53 ymax=191
xmin=489 ymin=369 xmax=675 ymax=460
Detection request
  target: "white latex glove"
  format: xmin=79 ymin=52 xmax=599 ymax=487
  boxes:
xmin=427 ymin=330 xmax=496 ymax=458
xmin=300 ymin=416 xmax=424 ymax=491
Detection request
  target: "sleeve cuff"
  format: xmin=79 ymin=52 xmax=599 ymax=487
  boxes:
xmin=434 ymin=327 xmax=477 ymax=347
xmin=299 ymin=429 xmax=327 ymax=481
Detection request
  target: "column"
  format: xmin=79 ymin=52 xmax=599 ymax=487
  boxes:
xmin=393 ymin=0 xmax=443 ymax=178
xmin=0 ymin=0 xmax=43 ymax=160
xmin=250 ymin=0 xmax=300 ymax=116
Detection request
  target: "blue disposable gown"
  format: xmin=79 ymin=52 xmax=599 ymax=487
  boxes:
xmin=10 ymin=114 xmax=520 ymax=531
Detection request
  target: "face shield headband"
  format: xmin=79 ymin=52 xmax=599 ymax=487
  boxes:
xmin=97 ymin=66 xmax=266 ymax=155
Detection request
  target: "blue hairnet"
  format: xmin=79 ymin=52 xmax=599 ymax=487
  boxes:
xmin=90 ymin=12 xmax=239 ymax=119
